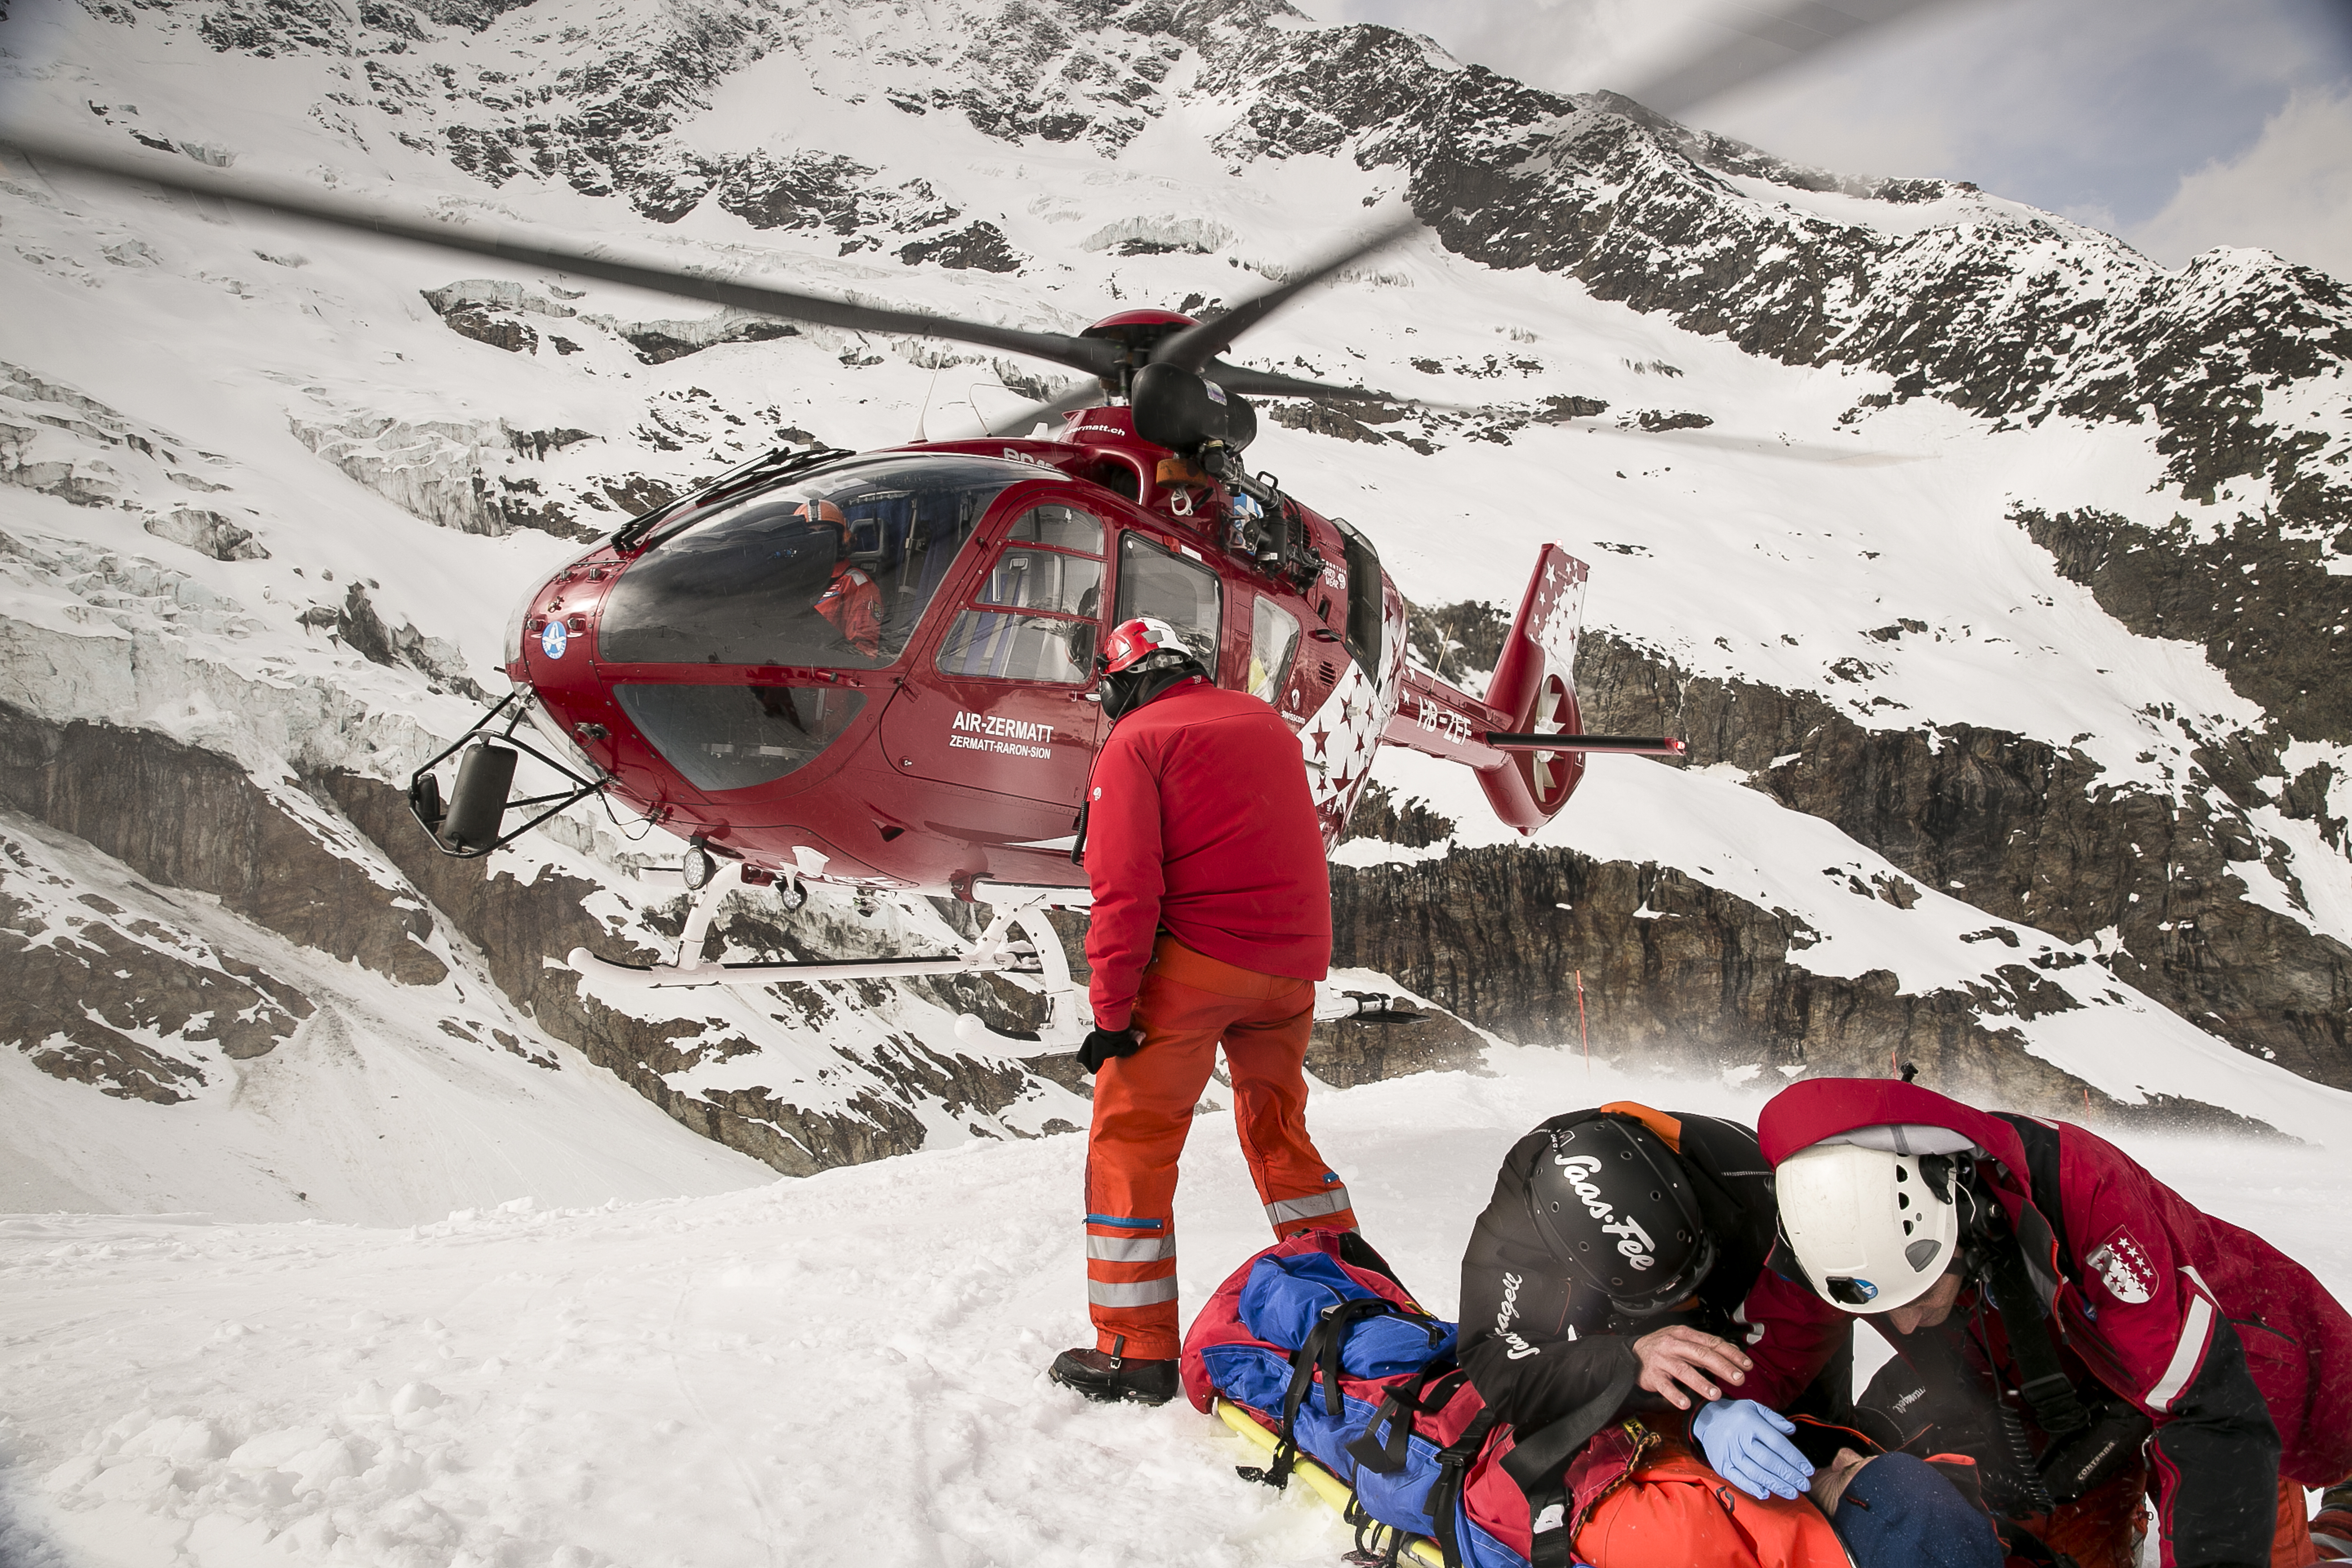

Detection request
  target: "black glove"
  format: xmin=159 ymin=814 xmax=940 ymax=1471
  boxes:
xmin=1077 ymin=1027 xmax=1144 ymax=1075
xmin=2037 ymin=1398 xmax=2154 ymax=1505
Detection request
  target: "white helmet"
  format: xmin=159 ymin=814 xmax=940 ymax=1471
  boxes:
xmin=1775 ymin=1130 xmax=1973 ymax=1313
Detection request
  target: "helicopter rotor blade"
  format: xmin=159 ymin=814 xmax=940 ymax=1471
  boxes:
xmin=1200 ymin=361 xmax=1399 ymax=403
xmin=1151 ymin=213 xmax=1421 ymax=376
xmin=976 ymin=378 xmax=1105 ymax=438
xmin=1613 ymin=0 xmax=1970 ymax=117
xmin=0 ymin=130 xmax=1128 ymax=380
xmin=1204 ymin=362 xmax=1489 ymax=419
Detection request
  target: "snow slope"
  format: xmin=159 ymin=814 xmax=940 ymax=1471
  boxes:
xmin=0 ymin=808 xmax=769 ymax=1224
xmin=6 ymin=1055 xmax=2347 ymax=1568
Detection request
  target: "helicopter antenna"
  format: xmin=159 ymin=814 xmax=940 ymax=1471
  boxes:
xmin=912 ymin=366 xmax=943 ymax=443
xmin=1407 ymin=601 xmax=1460 ymax=688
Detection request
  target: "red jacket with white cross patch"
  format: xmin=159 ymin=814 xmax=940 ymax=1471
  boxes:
xmin=1761 ymin=1080 xmax=2352 ymax=1568
xmin=1081 ymin=677 xmax=1330 ymax=1031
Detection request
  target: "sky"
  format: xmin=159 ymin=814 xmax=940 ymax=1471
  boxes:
xmin=1288 ymin=0 xmax=2352 ymax=284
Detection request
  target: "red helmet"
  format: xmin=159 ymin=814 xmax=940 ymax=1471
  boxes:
xmin=1101 ymin=616 xmax=1191 ymax=674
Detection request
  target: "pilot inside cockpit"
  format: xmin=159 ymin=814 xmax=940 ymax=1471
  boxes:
xmin=795 ymin=499 xmax=882 ymax=660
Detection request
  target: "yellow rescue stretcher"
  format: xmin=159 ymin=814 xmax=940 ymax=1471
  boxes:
xmin=1215 ymin=1398 xmax=1449 ymax=1568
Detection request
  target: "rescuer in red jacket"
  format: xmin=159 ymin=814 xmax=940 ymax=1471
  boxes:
xmin=1762 ymin=1079 xmax=2352 ymax=1568
xmin=1047 ymin=615 xmax=1355 ymax=1406
xmin=795 ymin=499 xmax=881 ymax=658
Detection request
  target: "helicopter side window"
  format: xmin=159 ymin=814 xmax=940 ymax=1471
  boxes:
xmin=975 ymin=549 xmax=1103 ymax=617
xmin=934 ymin=504 xmax=1106 ymax=684
xmin=1009 ymin=503 xmax=1103 ymax=555
xmin=1114 ymin=533 xmax=1221 ymax=668
xmin=1248 ymin=595 xmax=1302 ymax=703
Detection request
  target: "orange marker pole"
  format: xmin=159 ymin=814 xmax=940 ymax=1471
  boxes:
xmin=1575 ymin=969 xmax=1590 ymax=1075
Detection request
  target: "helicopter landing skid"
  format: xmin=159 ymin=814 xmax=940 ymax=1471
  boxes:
xmin=564 ymin=863 xmax=1092 ymax=1051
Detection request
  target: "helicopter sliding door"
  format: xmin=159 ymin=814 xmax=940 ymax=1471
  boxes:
xmin=878 ymin=495 xmax=1110 ymax=850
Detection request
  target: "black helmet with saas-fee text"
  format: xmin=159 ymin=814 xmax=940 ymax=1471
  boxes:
xmin=1526 ymin=1113 xmax=1715 ymax=1315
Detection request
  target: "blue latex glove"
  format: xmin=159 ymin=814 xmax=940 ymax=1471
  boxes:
xmin=1690 ymin=1398 xmax=1814 ymax=1502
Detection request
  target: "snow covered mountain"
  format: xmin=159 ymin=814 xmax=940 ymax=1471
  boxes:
xmin=2 ymin=0 xmax=2349 ymax=1220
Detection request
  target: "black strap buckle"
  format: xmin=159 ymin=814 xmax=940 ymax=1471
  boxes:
xmin=1425 ymin=1409 xmax=1501 ymax=1568
xmin=1343 ymin=1365 xmax=1467 ymax=1476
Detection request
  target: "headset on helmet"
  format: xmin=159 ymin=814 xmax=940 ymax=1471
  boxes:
xmin=1775 ymin=1129 xmax=1985 ymax=1313
xmin=1525 ymin=1114 xmax=1715 ymax=1315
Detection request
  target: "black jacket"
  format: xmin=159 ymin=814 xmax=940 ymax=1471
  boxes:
xmin=1457 ymin=1106 xmax=1803 ymax=1437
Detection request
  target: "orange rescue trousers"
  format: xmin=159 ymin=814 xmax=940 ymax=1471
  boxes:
xmin=1084 ymin=937 xmax=1356 ymax=1360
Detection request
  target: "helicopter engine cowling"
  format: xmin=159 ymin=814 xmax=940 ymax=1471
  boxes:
xmin=1130 ymin=362 xmax=1229 ymax=452
xmin=1223 ymin=391 xmax=1257 ymax=453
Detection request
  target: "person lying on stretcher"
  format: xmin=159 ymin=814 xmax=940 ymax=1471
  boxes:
xmin=1458 ymin=1103 xmax=2006 ymax=1567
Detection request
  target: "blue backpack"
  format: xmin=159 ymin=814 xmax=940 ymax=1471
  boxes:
xmin=1182 ymin=1232 xmax=1537 ymax=1568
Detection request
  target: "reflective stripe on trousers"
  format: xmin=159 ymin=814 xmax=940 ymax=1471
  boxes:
xmin=1266 ymin=1186 xmax=1353 ymax=1227
xmin=1087 ymin=1275 xmax=1181 ymax=1308
xmin=1087 ymin=1234 xmax=1178 ymax=1263
xmin=1086 ymin=1218 xmax=1177 ymax=1310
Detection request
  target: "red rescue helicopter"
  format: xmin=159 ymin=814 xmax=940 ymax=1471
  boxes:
xmin=4 ymin=134 xmax=1685 ymax=1050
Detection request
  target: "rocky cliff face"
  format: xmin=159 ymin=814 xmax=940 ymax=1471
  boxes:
xmin=1197 ymin=33 xmax=2352 ymax=570
xmin=325 ymin=770 xmax=1082 ymax=1172
xmin=1339 ymin=610 xmax=2350 ymax=1119
xmin=0 ymin=693 xmax=1085 ymax=1178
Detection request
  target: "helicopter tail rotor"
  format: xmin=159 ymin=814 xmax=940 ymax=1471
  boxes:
xmin=1475 ymin=545 xmax=1593 ymax=833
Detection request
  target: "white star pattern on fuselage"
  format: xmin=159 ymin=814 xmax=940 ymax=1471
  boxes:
xmin=1296 ymin=590 xmax=1408 ymax=847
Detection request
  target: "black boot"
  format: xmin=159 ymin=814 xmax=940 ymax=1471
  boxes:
xmin=1049 ymin=1341 xmax=1179 ymax=1406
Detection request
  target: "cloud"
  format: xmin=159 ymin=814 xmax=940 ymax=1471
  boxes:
xmin=1288 ymin=0 xmax=2352 ymax=245
xmin=2130 ymin=85 xmax=2352 ymax=283
xmin=1285 ymin=0 xmax=1764 ymax=109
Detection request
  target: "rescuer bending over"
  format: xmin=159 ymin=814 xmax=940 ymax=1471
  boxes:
xmin=1764 ymin=1078 xmax=2352 ymax=1568
xmin=1047 ymin=615 xmax=1355 ymax=1406
xmin=1461 ymin=1102 xmax=2004 ymax=1568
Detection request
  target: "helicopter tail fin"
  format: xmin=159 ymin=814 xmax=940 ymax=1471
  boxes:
xmin=1470 ymin=544 xmax=1590 ymax=834
xmin=1383 ymin=547 xmax=1679 ymax=836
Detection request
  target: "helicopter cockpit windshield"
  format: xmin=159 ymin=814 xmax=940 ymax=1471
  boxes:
xmin=597 ymin=454 xmax=1030 ymax=670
